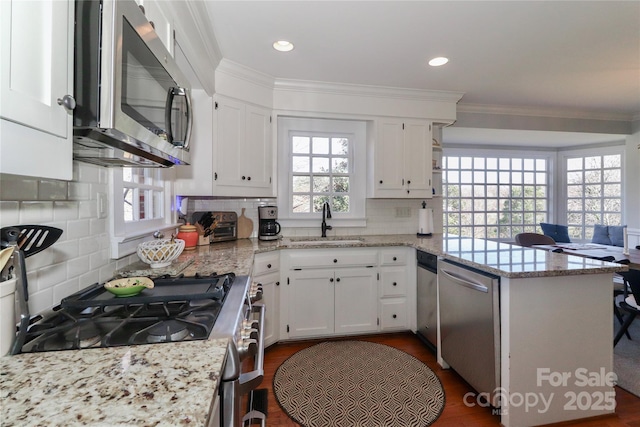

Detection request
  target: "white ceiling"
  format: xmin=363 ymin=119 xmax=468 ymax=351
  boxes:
xmin=204 ymin=1 xmax=640 ymax=146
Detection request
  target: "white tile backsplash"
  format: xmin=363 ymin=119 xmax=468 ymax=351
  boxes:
xmin=20 ymin=201 xmax=54 ymax=223
xmin=53 ymin=201 xmax=79 ymax=221
xmin=185 ymin=197 xmax=443 ymax=238
xmin=0 ymin=163 xmax=113 ymax=309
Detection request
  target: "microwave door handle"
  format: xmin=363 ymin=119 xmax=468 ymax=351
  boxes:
xmin=183 ymin=87 xmax=192 ymax=150
xmin=164 ymin=87 xmax=176 ymax=145
xmin=165 ymin=87 xmax=191 ymax=149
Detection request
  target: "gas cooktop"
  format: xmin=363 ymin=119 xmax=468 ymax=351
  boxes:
xmin=19 ymin=273 xmax=236 ymax=353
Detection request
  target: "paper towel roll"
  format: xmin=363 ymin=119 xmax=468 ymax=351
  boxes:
xmin=418 ymin=208 xmax=434 ymax=236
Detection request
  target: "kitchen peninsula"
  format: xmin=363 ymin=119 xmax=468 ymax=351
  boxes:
xmin=1 ymin=234 xmax=625 ymax=427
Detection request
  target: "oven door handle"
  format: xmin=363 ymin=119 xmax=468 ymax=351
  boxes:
xmin=238 ymin=302 xmax=265 ymax=394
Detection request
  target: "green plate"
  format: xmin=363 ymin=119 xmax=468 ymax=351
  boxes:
xmin=105 ymin=285 xmax=146 ymax=297
xmin=104 ymin=277 xmax=154 ymax=298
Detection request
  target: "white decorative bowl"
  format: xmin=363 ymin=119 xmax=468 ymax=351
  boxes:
xmin=137 ymin=239 xmax=185 ymax=268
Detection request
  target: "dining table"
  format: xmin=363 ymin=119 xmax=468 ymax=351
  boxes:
xmin=531 ymin=242 xmax=640 ymax=269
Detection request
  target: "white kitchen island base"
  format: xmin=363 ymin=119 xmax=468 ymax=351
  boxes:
xmin=499 ymin=273 xmax=615 ymax=426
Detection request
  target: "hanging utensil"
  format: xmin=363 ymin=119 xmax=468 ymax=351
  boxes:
xmin=0 ymin=225 xmax=62 ymax=355
xmin=0 ymin=225 xmax=63 ymax=258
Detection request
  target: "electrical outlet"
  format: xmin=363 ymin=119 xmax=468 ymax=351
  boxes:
xmin=395 ymin=207 xmax=411 ymax=218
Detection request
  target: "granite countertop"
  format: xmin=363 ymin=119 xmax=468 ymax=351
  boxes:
xmin=0 ymin=234 xmax=626 ymax=425
xmin=275 ymin=234 xmax=627 ymax=278
xmin=0 ymin=338 xmax=228 ymax=426
xmin=116 ymin=234 xmax=625 ymax=280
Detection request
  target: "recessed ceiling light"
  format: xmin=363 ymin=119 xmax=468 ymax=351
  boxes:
xmin=428 ymin=57 xmax=449 ymax=67
xmin=273 ymin=40 xmax=294 ymax=52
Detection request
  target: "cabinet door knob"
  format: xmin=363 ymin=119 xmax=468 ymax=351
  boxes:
xmin=333 ymin=259 xmax=338 ymax=263
xmin=392 ymin=282 xmax=397 ymax=286
xmin=276 ymin=281 xmax=280 ymax=286
xmin=242 ymin=176 xmax=246 ymax=180
xmin=393 ymin=256 xmax=397 ymax=261
xmin=267 ymin=264 xmax=271 ymax=269
xmin=379 ymin=180 xmax=383 ymax=184
xmin=336 ymin=278 xmax=340 ymax=282
xmin=392 ymin=314 xmax=397 ymax=319
xmin=57 ymin=94 xmax=76 ymax=111
xmin=247 ymin=176 xmax=251 ymax=181
xmin=407 ymin=180 xmax=411 ymax=185
xmin=329 ymin=278 xmax=334 ymax=282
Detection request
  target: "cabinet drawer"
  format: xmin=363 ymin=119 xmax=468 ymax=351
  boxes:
xmin=287 ymin=249 xmax=377 ymax=269
xmin=253 ymin=252 xmax=280 ymax=275
xmin=380 ymin=299 xmax=408 ymax=330
xmin=380 ymin=268 xmax=407 ymax=297
xmin=380 ymin=248 xmax=409 ymax=266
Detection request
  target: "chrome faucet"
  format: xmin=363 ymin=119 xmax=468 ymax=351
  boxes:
xmin=321 ymin=202 xmax=332 ymax=237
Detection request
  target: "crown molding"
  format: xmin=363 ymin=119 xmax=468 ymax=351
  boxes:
xmin=457 ymin=102 xmax=635 ymax=123
xmin=183 ymin=1 xmax=222 ymax=65
xmin=273 ymin=79 xmax=465 ymax=104
xmin=216 ymin=59 xmax=276 ymax=90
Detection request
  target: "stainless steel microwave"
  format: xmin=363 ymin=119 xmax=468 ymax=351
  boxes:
xmin=73 ymin=0 xmax=192 ymax=167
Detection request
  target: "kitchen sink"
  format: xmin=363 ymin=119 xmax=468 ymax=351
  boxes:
xmin=286 ymin=238 xmax=364 ymax=246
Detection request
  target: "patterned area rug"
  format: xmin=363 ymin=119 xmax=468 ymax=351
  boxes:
xmin=273 ymin=340 xmax=445 ymax=427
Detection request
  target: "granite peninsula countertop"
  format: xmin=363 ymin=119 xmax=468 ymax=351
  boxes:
xmin=275 ymin=234 xmax=626 ymax=278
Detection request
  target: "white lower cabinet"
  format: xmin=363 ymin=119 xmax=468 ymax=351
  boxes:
xmin=281 ymin=247 xmax=413 ymax=340
xmin=288 ymin=267 xmax=378 ymax=338
xmin=379 ymin=298 xmax=408 ymax=330
xmin=252 ymin=252 xmax=280 ymax=347
xmin=258 ymin=270 xmax=280 ymax=347
xmin=378 ymin=247 xmax=413 ymax=331
xmin=288 ymin=269 xmax=334 ymax=338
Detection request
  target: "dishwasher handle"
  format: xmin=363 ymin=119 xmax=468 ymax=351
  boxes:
xmin=440 ymin=268 xmax=489 ymax=293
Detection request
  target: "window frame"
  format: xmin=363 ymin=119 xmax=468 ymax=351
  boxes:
xmin=109 ymin=168 xmax=179 ymax=259
xmin=277 ymin=116 xmax=367 ymax=227
xmin=557 ymin=145 xmax=625 ymax=241
xmin=442 ymin=147 xmax=555 ymax=241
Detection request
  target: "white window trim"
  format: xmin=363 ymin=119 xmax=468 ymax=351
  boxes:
xmin=557 ymin=144 xmax=625 ymax=241
xmin=109 ymin=168 xmax=180 ymax=259
xmin=277 ymin=117 xmax=367 ymax=228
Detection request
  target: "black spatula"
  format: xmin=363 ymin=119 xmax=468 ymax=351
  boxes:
xmin=1 ymin=225 xmax=62 ymax=355
xmin=1 ymin=225 xmax=63 ymax=257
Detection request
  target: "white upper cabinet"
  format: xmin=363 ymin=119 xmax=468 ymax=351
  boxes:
xmin=135 ymin=0 xmax=173 ymax=56
xmin=368 ymin=118 xmax=433 ymax=198
xmin=0 ymin=0 xmax=74 ymax=180
xmin=176 ymin=95 xmax=273 ymax=197
xmin=212 ymin=96 xmax=273 ymax=197
xmin=173 ymin=89 xmax=214 ymax=196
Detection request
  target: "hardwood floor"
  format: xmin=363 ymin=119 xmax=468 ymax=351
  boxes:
xmin=252 ymin=332 xmax=640 ymax=427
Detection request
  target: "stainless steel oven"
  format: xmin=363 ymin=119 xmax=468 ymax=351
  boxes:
xmin=73 ymin=0 xmax=192 ymax=167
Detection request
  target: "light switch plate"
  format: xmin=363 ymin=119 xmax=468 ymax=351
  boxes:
xmin=97 ymin=192 xmax=108 ymax=219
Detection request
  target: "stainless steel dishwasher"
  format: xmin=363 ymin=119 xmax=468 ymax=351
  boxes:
xmin=439 ymin=259 xmax=500 ymax=406
xmin=416 ymin=250 xmax=438 ymax=348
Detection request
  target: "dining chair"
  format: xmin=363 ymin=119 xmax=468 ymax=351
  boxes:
xmin=514 ymin=232 xmax=556 ymax=247
xmin=614 ymin=268 xmax=640 ymax=346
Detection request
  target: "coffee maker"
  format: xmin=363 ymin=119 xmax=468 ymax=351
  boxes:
xmin=258 ymin=206 xmax=281 ymax=241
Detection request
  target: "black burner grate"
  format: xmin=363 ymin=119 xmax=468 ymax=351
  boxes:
xmin=20 ymin=273 xmax=235 ymax=353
